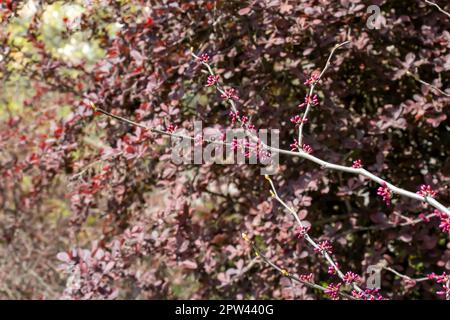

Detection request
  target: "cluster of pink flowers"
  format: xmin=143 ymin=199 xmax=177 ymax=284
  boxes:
xmin=428 ymin=272 xmax=450 ymax=297
xmin=352 ymin=288 xmax=384 ymax=300
xmin=242 ymin=117 xmax=256 ymax=130
xmin=288 ymin=140 xmax=311 ymax=153
xmin=436 ymin=210 xmax=450 ymax=234
xmin=439 ymin=217 xmax=450 ymax=233
xmin=343 ymin=271 xmax=361 ymax=284
xmin=206 ymin=74 xmax=219 ymax=87
xmin=417 ymin=209 xmax=450 ymax=235
xmin=221 ymin=88 xmax=239 ymax=100
xmin=194 ymin=134 xmax=203 ymax=146
xmin=304 ymin=72 xmax=320 ymax=86
xmin=228 ymin=111 xmax=256 ymax=130
xmin=302 ymin=144 xmax=313 ymax=154
xmin=299 ymin=273 xmax=314 ymax=282
xmin=325 ymin=282 xmax=341 ymax=300
xmin=290 ymin=139 xmax=299 ymax=151
xmin=229 ymin=137 xmax=271 ymax=161
xmin=418 ymin=212 xmax=432 ymax=222
xmin=229 ymin=111 xmax=239 ymax=125
xmin=314 ymin=240 xmax=333 ymax=254
xmin=328 ymin=263 xmax=339 ymax=275
xmin=231 ymin=138 xmax=239 ymax=151
xmin=377 ymin=182 xmax=392 ymax=206
xmin=241 ymin=140 xmax=258 ymax=158
xmin=352 ymin=159 xmax=362 ymax=168
xmin=295 ymin=225 xmax=310 ymax=238
xmin=198 ymin=53 xmax=209 ymax=62
xmin=417 ymin=184 xmax=437 ymax=198
xmin=298 ymin=94 xmax=318 ymax=108
xmin=166 ymin=123 xmax=177 ymax=133
xmin=290 ymin=115 xmax=308 ymax=126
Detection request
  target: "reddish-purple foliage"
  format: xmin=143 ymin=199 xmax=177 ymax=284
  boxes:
xmin=1 ymin=0 xmax=450 ymax=300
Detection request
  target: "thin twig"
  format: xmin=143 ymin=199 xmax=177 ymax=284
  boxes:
xmin=424 ymin=0 xmax=450 ymax=18
xmin=264 ymin=175 xmax=371 ymax=299
xmin=383 ymin=266 xmax=429 ymax=283
xmin=92 ymin=105 xmax=233 ymax=149
xmin=241 ymin=233 xmax=355 ymax=300
xmin=217 ymin=257 xmax=258 ymax=289
xmin=330 ymin=212 xmax=438 ymax=240
xmin=298 ymin=41 xmax=350 ymax=146
xmin=406 ymin=70 xmax=450 ymax=97
xmin=70 ymin=157 xmax=107 ymax=181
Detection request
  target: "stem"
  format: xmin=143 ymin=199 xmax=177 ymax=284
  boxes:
xmin=242 ymin=233 xmax=355 ymax=300
xmin=424 ymin=0 xmax=450 ymax=18
xmin=406 ymin=70 xmax=450 ymax=97
xmin=383 ymin=266 xmax=429 ymax=283
xmin=93 ymin=95 xmax=450 ymax=218
xmin=298 ymin=41 xmax=350 ymax=146
xmin=264 ymin=175 xmax=372 ymax=298
xmin=191 ymin=45 xmax=450 ymax=217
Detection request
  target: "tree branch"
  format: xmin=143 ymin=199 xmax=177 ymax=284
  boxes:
xmin=424 ymin=0 xmax=450 ymax=18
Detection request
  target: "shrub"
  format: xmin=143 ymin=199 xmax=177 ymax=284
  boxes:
xmin=0 ymin=0 xmax=449 ymax=299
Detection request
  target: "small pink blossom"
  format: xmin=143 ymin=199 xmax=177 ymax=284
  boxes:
xmin=194 ymin=134 xmax=203 ymax=146
xmin=428 ymin=272 xmax=450 ymax=297
xmin=435 ymin=273 xmax=449 ymax=284
xmin=206 ymin=75 xmax=219 ymax=87
xmin=328 ymin=263 xmax=339 ymax=275
xmin=290 ymin=115 xmax=308 ymax=126
xmin=418 ymin=213 xmax=431 ymax=223
xmin=352 ymin=288 xmax=384 ymax=300
xmin=428 ymin=272 xmax=437 ymax=280
xmin=314 ymin=240 xmax=333 ymax=254
xmin=231 ymin=138 xmax=239 ymax=151
xmin=298 ymin=94 xmax=318 ymax=108
xmin=435 ymin=210 xmax=450 ymax=234
xmin=351 ymin=290 xmax=363 ymax=299
xmin=229 ymin=111 xmax=239 ymax=125
xmin=325 ymin=282 xmax=341 ymax=300
xmin=304 ymin=72 xmax=320 ymax=87
xmin=299 ymin=273 xmax=314 ymax=282
xmin=290 ymin=139 xmax=299 ymax=151
xmin=221 ymin=88 xmax=239 ymax=100
xmin=259 ymin=150 xmax=271 ymax=162
xmin=198 ymin=53 xmax=209 ymax=62
xmin=364 ymin=288 xmax=384 ymax=300
xmin=352 ymin=159 xmax=362 ymax=168
xmin=377 ymin=183 xmax=392 ymax=206
xmin=295 ymin=225 xmax=310 ymax=239
xmin=403 ymin=278 xmax=417 ymax=288
xmin=241 ymin=140 xmax=256 ymax=158
xmin=437 ymin=284 xmax=450 ymax=297
xmin=166 ymin=123 xmax=177 ymax=133
xmin=417 ymin=184 xmax=437 ymax=198
xmin=302 ymin=144 xmax=313 ymax=154
xmin=343 ymin=271 xmax=361 ymax=284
